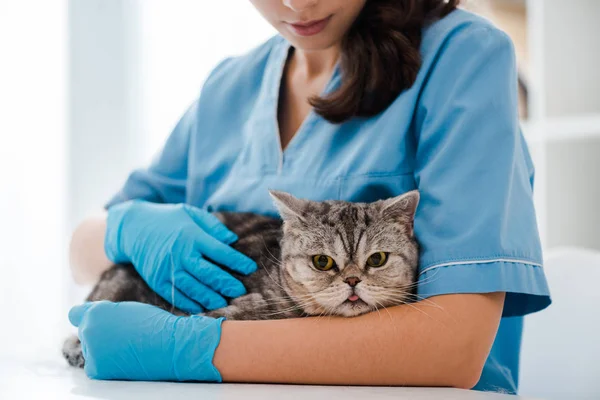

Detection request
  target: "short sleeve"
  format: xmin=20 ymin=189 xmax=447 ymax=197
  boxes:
xmin=413 ymin=26 xmax=551 ymax=317
xmin=105 ymin=100 xmax=197 ymax=208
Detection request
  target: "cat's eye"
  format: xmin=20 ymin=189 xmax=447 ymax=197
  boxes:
xmin=312 ymin=255 xmax=336 ymax=271
xmin=366 ymin=252 xmax=389 ymax=268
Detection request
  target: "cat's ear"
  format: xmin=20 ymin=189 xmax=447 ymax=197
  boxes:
xmin=380 ymin=190 xmax=420 ymax=222
xmin=269 ymin=190 xmax=309 ymax=221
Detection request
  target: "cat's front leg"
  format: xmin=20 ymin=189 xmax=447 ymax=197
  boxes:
xmin=203 ymin=293 xmax=273 ymax=320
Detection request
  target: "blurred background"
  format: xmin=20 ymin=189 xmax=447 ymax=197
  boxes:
xmin=0 ymin=1 xmax=599 ymax=399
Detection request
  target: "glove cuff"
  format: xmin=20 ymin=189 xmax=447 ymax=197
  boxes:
xmin=172 ymin=316 xmax=225 ymax=382
xmin=104 ymin=201 xmax=136 ymax=264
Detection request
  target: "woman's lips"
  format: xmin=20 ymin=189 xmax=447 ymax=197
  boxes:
xmin=287 ymin=16 xmax=331 ymax=37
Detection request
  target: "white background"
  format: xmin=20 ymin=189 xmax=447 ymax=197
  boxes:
xmin=0 ymin=0 xmax=274 ymax=359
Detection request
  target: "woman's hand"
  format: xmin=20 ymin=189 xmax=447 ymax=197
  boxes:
xmin=69 ymin=301 xmax=224 ymax=381
xmin=104 ymin=200 xmax=257 ymax=313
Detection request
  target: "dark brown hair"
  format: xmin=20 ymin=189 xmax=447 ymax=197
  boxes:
xmin=311 ymin=0 xmax=460 ymax=123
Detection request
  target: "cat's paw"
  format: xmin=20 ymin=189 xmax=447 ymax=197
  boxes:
xmin=62 ymin=335 xmax=85 ymax=368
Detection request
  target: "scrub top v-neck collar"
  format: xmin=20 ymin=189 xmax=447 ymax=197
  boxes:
xmin=263 ymin=38 xmax=342 ymax=174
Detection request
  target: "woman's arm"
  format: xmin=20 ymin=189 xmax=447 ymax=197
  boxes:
xmin=214 ymin=292 xmax=504 ymax=388
xmin=69 ymin=212 xmax=112 ymax=284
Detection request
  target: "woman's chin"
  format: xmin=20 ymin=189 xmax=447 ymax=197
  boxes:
xmin=280 ymin=32 xmax=342 ymax=53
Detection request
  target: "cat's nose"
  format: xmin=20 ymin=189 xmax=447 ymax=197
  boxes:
xmin=344 ymin=276 xmax=361 ymax=287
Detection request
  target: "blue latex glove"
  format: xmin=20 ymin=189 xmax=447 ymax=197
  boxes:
xmin=69 ymin=301 xmax=224 ymax=381
xmin=105 ymin=200 xmax=257 ymax=313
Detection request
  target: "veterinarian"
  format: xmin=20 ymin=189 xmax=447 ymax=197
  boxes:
xmin=68 ymin=0 xmax=550 ymax=393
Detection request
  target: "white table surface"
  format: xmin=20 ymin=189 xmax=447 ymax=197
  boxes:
xmin=0 ymin=355 xmax=541 ymax=400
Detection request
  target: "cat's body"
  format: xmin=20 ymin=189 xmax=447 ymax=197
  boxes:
xmin=85 ymin=212 xmax=299 ymax=320
xmin=63 ymin=191 xmax=420 ymax=368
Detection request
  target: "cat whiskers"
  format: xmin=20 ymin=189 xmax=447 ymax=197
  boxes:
xmin=317 ymin=302 xmax=340 ymax=321
xmin=370 ymin=287 xmax=448 ymax=317
xmin=370 ymin=300 xmax=383 ymax=321
xmin=260 ymin=298 xmax=320 ymax=317
xmin=257 ymin=291 xmax=342 ymax=317
xmin=260 ymin=237 xmax=284 ymax=267
xmin=377 ymin=270 xmax=442 ymax=293
xmin=365 ymin=289 xmax=449 ymax=326
xmin=370 ymin=288 xmax=445 ymax=311
xmin=389 ymin=297 xmax=437 ymax=321
xmin=258 ymin=293 xmax=322 ymax=307
xmin=373 ymin=299 xmax=394 ymax=323
xmin=311 ymin=305 xmax=332 ymax=323
xmin=256 ymin=258 xmax=293 ymax=296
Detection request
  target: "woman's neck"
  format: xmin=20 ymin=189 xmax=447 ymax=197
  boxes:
xmin=290 ymin=45 xmax=340 ymax=80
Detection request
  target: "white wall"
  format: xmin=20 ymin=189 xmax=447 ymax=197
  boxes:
xmin=139 ymin=0 xmax=276 ymax=154
xmin=67 ymin=0 xmax=276 ymax=229
xmin=68 ymin=0 xmax=146 ymax=231
xmin=0 ymin=0 xmax=68 ymax=357
xmin=542 ymin=0 xmax=600 ymax=117
xmin=547 ymin=139 xmax=600 ymax=249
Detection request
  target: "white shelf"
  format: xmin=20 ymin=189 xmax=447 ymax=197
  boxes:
xmin=522 ymin=113 xmax=600 ymax=144
xmin=544 ymin=114 xmax=600 ymax=141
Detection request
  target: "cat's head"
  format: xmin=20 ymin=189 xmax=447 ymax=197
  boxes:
xmin=270 ymin=190 xmax=420 ymax=317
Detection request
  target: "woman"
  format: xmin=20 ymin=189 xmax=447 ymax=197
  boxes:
xmin=68 ymin=0 xmax=550 ymax=393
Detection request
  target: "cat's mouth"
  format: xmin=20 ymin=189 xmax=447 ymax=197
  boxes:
xmin=339 ymin=296 xmax=370 ymax=316
xmin=343 ymin=294 xmax=368 ymax=307
xmin=344 ymin=297 xmax=367 ymax=306
xmin=344 ymin=289 xmax=368 ymax=306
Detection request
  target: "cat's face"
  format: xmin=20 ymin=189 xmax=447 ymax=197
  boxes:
xmin=271 ymin=190 xmax=419 ymax=317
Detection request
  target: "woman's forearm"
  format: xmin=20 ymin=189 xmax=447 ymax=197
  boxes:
xmin=69 ymin=212 xmax=113 ymax=284
xmin=214 ymin=292 xmax=505 ymax=388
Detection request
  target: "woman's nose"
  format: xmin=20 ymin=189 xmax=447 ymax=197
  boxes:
xmin=283 ymin=0 xmax=318 ymax=13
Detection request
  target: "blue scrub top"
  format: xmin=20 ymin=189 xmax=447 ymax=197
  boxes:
xmin=107 ymin=9 xmax=551 ymax=393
